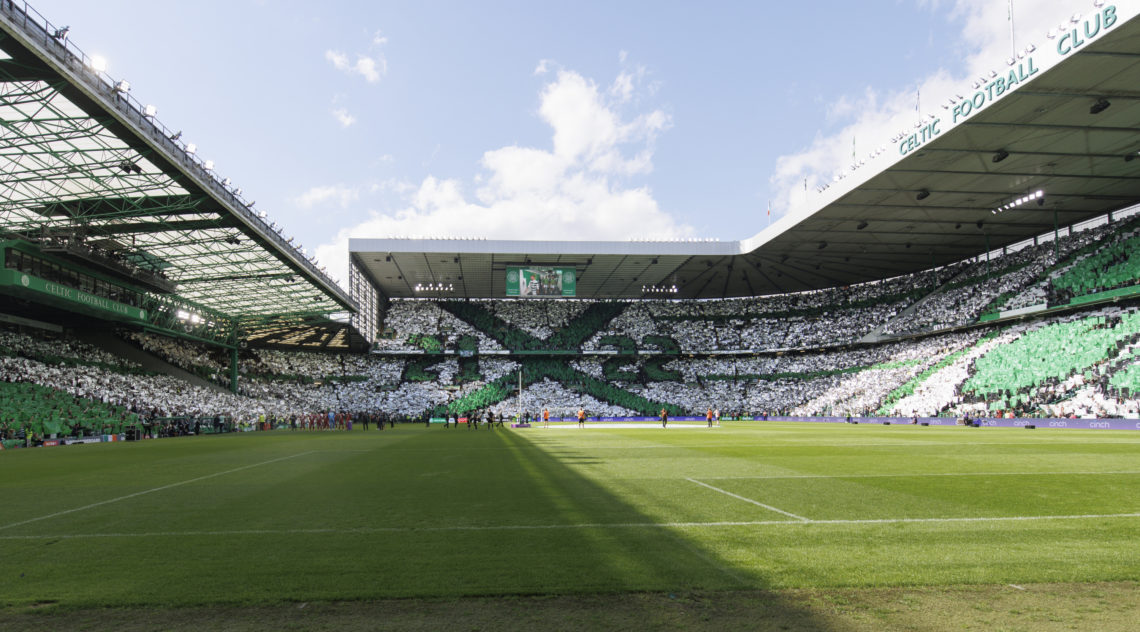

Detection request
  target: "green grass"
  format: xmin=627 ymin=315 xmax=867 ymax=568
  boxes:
xmin=1 ymin=422 xmax=1138 ymax=612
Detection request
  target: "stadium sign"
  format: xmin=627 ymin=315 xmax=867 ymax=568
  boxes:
xmin=505 ymin=266 xmax=576 ymax=297
xmin=0 ymin=269 xmax=147 ymax=321
xmin=898 ymin=5 xmax=1120 ymax=157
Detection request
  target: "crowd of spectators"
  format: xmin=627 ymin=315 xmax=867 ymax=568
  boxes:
xmin=5 ymin=211 xmax=1140 ymax=441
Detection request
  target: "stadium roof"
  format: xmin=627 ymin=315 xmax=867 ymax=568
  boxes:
xmin=0 ymin=3 xmax=357 ymax=341
xmin=353 ymin=5 xmax=1140 ymax=300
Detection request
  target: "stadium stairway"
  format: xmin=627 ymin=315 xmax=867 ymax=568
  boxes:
xmin=72 ymin=328 xmax=230 ymax=395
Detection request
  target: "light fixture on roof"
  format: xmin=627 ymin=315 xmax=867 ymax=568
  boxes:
xmin=185 ymin=143 xmax=197 ymax=155
xmin=52 ymin=26 xmax=70 ymax=40
xmin=170 ymin=130 xmax=182 ymax=141
xmin=992 ymin=149 xmax=1010 ymax=163
xmin=856 ymin=220 xmax=868 ymax=230
xmin=916 ymin=189 xmax=930 ymax=201
xmin=143 ymin=104 xmax=157 ymax=118
xmin=817 ymin=241 xmax=827 ymax=250
xmin=222 ymin=178 xmax=231 ymax=187
xmin=991 ymin=190 xmax=1044 ymax=214
xmin=234 ymin=188 xmax=242 ymax=196
xmin=204 ymin=160 xmax=215 ymax=170
xmin=113 ymin=80 xmax=130 ymax=93
xmin=1090 ymin=98 xmax=1111 ymax=115
xmin=90 ymin=56 xmax=107 ymax=72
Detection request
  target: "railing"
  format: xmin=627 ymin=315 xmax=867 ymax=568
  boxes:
xmin=0 ymin=0 xmax=355 ymax=309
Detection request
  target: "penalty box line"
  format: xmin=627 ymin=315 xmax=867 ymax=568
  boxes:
xmin=3 ymin=512 xmax=1140 ymax=541
xmin=0 ymin=450 xmax=317 ymax=532
xmin=686 ymin=477 xmax=811 ymax=522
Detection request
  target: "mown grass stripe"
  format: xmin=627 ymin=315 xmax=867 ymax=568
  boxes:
xmin=0 ymin=450 xmax=316 ymax=532
xmin=3 ymin=511 xmax=1138 ymax=540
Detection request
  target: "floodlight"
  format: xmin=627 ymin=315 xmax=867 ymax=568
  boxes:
xmin=113 ymin=80 xmax=130 ymax=93
xmin=992 ymin=149 xmax=1010 ymax=163
xmin=90 ymin=56 xmax=107 ymax=72
xmin=1090 ymin=98 xmax=1111 ymax=115
xmin=916 ymin=189 xmax=930 ymax=201
xmin=185 ymin=143 xmax=197 ymax=155
xmin=170 ymin=130 xmax=182 ymax=141
xmin=143 ymin=104 xmax=157 ymax=117
xmin=205 ymin=160 xmax=215 ymax=170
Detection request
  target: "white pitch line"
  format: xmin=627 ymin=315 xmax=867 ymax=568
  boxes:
xmin=686 ymin=478 xmax=811 ymax=522
xmin=2 ymin=512 xmax=1138 ymax=540
xmin=0 ymin=450 xmax=316 ymax=532
xmin=710 ymin=470 xmax=1140 ymax=480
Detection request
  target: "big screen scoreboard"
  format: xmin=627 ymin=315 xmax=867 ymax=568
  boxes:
xmin=506 ymin=267 xmax=576 ymax=297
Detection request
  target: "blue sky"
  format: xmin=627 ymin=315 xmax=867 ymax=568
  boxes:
xmin=28 ymin=0 xmax=1092 ymax=285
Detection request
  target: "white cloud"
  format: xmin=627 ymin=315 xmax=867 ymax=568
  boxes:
xmin=533 ymin=58 xmax=554 ymax=75
xmin=769 ymin=0 xmax=1079 ymax=218
xmin=312 ymin=63 xmax=691 ymax=285
xmin=325 ymin=34 xmax=387 ymax=84
xmin=331 ymin=107 xmax=356 ymax=128
xmin=294 ymin=184 xmax=360 ymax=209
xmin=324 ymin=50 xmax=349 ymax=71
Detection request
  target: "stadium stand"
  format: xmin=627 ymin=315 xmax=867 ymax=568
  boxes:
xmin=6 ymin=205 xmax=1140 ymax=446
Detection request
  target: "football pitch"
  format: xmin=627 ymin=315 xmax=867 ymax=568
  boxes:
xmin=2 ymin=422 xmax=1139 ymax=629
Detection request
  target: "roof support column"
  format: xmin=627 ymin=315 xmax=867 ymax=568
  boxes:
xmin=228 ymin=326 xmax=239 ymax=394
xmin=1053 ymin=207 xmax=1059 ymax=262
xmin=984 ymin=232 xmax=991 ymax=277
